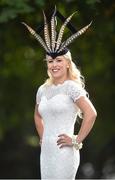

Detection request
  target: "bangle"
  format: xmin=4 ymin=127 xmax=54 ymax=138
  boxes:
xmin=72 ymin=135 xmax=83 ymax=150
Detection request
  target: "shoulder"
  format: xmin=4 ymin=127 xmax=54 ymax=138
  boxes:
xmin=36 ymin=84 xmax=46 ymax=104
xmin=66 ymin=80 xmax=83 ymax=89
xmin=65 ymin=80 xmax=88 ymax=102
xmin=36 ymin=84 xmax=46 ymax=95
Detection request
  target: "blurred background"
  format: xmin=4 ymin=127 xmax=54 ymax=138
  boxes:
xmin=0 ymin=0 xmax=115 ymax=179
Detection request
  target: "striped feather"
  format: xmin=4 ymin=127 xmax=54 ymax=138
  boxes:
xmin=51 ymin=6 xmax=57 ymax=52
xmin=22 ymin=22 xmax=49 ymax=52
xmin=43 ymin=11 xmax=51 ymax=51
xmin=55 ymin=12 xmax=76 ymax=52
xmin=58 ymin=21 xmax=92 ymax=52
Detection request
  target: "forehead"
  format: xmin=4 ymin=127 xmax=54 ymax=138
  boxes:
xmin=46 ymin=55 xmax=66 ymax=61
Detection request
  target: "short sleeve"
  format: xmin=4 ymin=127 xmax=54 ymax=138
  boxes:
xmin=36 ymin=85 xmax=43 ymax=105
xmin=67 ymin=81 xmax=88 ymax=102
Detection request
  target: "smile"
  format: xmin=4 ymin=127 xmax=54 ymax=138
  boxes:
xmin=52 ymin=69 xmax=60 ymax=72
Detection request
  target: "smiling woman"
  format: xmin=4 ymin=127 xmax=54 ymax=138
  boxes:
xmin=46 ymin=55 xmax=70 ymax=84
xmin=34 ymin=50 xmax=97 ymax=179
xmin=23 ymin=6 xmax=97 ymax=180
xmin=45 ymin=50 xmax=84 ymax=87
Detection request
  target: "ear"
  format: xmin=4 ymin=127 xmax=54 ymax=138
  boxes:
xmin=67 ymin=60 xmax=71 ymax=67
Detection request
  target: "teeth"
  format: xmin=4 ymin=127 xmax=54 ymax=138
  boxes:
xmin=52 ymin=69 xmax=59 ymax=72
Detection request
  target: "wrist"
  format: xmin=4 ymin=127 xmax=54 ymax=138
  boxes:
xmin=72 ymin=135 xmax=83 ymax=150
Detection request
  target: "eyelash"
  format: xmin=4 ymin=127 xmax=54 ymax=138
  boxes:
xmin=57 ymin=59 xmax=62 ymax=62
xmin=48 ymin=60 xmax=53 ymax=63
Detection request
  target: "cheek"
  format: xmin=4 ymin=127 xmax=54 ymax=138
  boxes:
xmin=47 ymin=64 xmax=51 ymax=70
xmin=62 ymin=63 xmax=68 ymax=71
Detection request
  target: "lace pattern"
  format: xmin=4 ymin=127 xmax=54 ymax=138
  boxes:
xmin=36 ymin=80 xmax=87 ymax=104
xmin=66 ymin=80 xmax=87 ymax=102
xmin=36 ymin=80 xmax=88 ymax=179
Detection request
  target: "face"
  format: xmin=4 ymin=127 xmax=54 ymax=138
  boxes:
xmin=46 ymin=55 xmax=69 ymax=81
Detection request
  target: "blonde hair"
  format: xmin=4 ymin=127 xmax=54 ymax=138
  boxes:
xmin=44 ymin=51 xmax=85 ymax=88
xmin=43 ymin=51 xmax=86 ymax=119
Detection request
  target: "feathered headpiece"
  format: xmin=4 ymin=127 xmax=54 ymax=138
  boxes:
xmin=22 ymin=7 xmax=92 ymax=59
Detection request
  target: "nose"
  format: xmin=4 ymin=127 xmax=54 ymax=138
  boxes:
xmin=52 ymin=60 xmax=57 ymax=67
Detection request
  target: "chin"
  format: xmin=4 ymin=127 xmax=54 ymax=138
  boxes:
xmin=51 ymin=73 xmax=62 ymax=79
xmin=52 ymin=75 xmax=62 ymax=79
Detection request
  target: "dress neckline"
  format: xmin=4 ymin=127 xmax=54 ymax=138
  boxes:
xmin=52 ymin=79 xmax=71 ymax=87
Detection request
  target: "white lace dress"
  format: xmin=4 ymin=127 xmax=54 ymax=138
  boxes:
xmin=36 ymin=80 xmax=87 ymax=179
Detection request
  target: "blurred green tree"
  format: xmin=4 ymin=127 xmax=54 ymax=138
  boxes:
xmin=0 ymin=0 xmax=115 ymax=178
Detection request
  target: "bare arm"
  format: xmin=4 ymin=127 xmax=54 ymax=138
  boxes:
xmin=57 ymin=96 xmax=97 ymax=148
xmin=34 ymin=104 xmax=44 ymax=139
xmin=75 ymin=96 xmax=97 ymax=144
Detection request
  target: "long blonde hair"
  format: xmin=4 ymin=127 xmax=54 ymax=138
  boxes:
xmin=44 ymin=50 xmax=85 ymax=88
xmin=43 ymin=51 xmax=86 ymax=119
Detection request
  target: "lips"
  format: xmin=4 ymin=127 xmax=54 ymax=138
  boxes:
xmin=52 ymin=69 xmax=60 ymax=72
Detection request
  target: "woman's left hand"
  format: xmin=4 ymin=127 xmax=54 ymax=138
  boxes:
xmin=57 ymin=134 xmax=73 ymax=148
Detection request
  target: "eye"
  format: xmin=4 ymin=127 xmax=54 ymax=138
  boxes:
xmin=48 ymin=60 xmax=53 ymax=63
xmin=57 ymin=59 xmax=62 ymax=62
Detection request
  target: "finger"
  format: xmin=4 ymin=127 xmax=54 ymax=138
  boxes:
xmin=59 ymin=143 xmax=68 ymax=148
xmin=57 ymin=136 xmax=65 ymax=141
xmin=57 ymin=142 xmax=65 ymax=146
xmin=58 ymin=139 xmax=73 ymax=146
xmin=57 ymin=140 xmax=65 ymax=145
xmin=57 ymin=137 xmax=65 ymax=143
xmin=58 ymin=134 xmax=66 ymax=137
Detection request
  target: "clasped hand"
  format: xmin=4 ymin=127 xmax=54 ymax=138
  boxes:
xmin=57 ymin=134 xmax=73 ymax=148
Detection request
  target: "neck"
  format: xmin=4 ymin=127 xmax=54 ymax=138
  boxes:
xmin=53 ymin=76 xmax=69 ymax=85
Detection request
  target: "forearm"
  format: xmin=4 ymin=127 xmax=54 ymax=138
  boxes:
xmin=34 ymin=117 xmax=44 ymax=139
xmin=75 ymin=97 xmax=97 ymax=144
xmin=34 ymin=104 xmax=44 ymax=139
xmin=76 ymin=113 xmax=96 ymax=144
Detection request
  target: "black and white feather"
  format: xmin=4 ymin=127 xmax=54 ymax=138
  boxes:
xmin=58 ymin=21 xmax=92 ymax=52
xmin=43 ymin=11 xmax=51 ymax=51
xmin=55 ymin=12 xmax=76 ymax=52
xmin=22 ymin=22 xmax=49 ymax=52
xmin=22 ymin=8 xmax=92 ymax=58
xmin=50 ymin=6 xmax=57 ymax=52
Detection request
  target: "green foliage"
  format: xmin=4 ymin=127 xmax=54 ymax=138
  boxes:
xmin=34 ymin=0 xmax=45 ymax=7
xmin=86 ymin=0 xmax=101 ymax=5
xmin=0 ymin=0 xmax=34 ymax=22
xmin=0 ymin=0 xmax=115 ymax=178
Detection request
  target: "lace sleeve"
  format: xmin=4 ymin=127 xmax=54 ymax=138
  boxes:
xmin=36 ymin=85 xmax=43 ymax=105
xmin=67 ymin=81 xmax=88 ymax=102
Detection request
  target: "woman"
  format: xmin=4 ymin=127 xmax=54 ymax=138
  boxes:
xmin=23 ymin=7 xmax=97 ymax=179
xmin=34 ymin=51 xmax=97 ymax=179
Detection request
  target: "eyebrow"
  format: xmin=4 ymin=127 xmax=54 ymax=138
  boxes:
xmin=46 ymin=56 xmax=63 ymax=61
xmin=47 ymin=59 xmax=53 ymax=61
xmin=56 ymin=57 xmax=63 ymax=60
